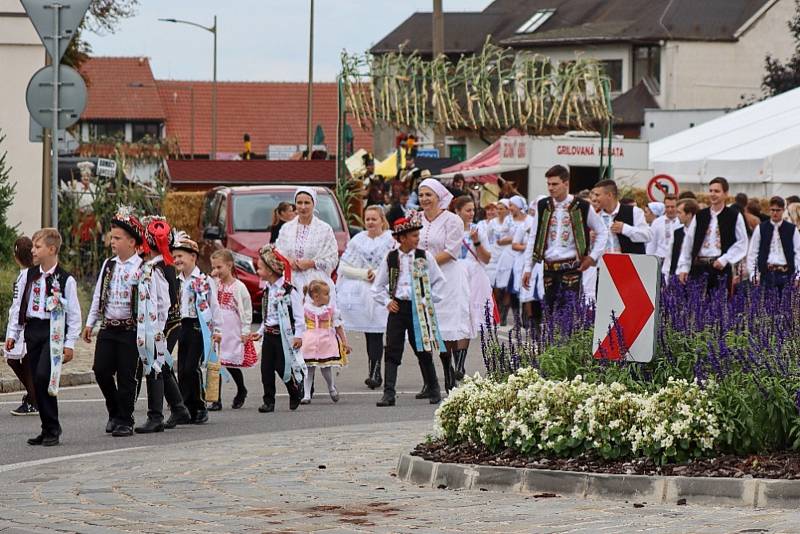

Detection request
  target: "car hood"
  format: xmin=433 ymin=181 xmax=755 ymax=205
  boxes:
xmin=226 ymin=232 xmax=269 ymax=257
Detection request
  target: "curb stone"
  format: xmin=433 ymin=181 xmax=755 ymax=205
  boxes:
xmin=0 ymin=371 xmax=95 ymax=394
xmin=398 ymin=454 xmax=800 ymax=508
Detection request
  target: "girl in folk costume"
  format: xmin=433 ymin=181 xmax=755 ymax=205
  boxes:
xmin=476 ymin=202 xmax=499 ymax=283
xmin=274 ymin=187 xmax=339 ymax=300
xmin=452 ymin=196 xmax=495 ymax=380
xmin=371 ymin=214 xmax=447 ymax=406
xmin=4 ymin=237 xmax=37 ymax=416
xmin=490 ymin=199 xmax=512 ymax=324
xmin=252 ymin=244 xmax=306 ymax=413
xmin=209 ymin=249 xmax=256 ymax=411
xmin=336 ymin=206 xmax=395 ymax=389
xmin=133 ymin=216 xmax=187 ymax=434
xmin=300 ymin=280 xmax=350 ymax=404
xmin=494 ymin=195 xmax=532 ymax=325
xmin=417 ymin=178 xmax=471 ymax=394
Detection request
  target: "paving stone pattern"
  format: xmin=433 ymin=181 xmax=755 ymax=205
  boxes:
xmin=0 ymin=422 xmax=799 ymax=533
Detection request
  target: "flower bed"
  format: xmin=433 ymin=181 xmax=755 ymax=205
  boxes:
xmin=438 ymin=280 xmax=800 ymax=465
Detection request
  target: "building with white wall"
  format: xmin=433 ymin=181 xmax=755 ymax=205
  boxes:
xmin=0 ymin=0 xmax=44 ymax=235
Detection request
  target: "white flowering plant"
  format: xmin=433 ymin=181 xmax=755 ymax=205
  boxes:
xmin=435 ymin=369 xmax=723 ymax=464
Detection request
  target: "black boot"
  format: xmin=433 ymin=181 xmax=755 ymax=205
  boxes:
xmin=414 ymin=358 xmax=431 ymax=399
xmin=421 ymin=355 xmax=442 ymax=404
xmin=138 ymin=372 xmax=165 ymax=433
xmin=134 ymin=419 xmax=165 ymax=434
xmin=439 ymin=352 xmax=454 ymax=393
xmin=364 ymin=359 xmax=382 ymax=389
xmin=377 ymin=360 xmax=398 ymax=407
xmin=454 ymin=349 xmax=468 ymax=381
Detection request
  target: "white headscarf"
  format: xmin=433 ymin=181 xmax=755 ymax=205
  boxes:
xmin=419 ymin=178 xmax=453 ymax=210
xmin=295 ymin=186 xmax=317 ymax=205
xmin=509 ymin=195 xmax=527 ymax=211
xmin=647 ymin=202 xmax=665 ymax=218
xmin=498 ymin=198 xmax=511 ymax=208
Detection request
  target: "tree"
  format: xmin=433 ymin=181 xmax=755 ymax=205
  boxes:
xmin=0 ymin=130 xmax=19 ymax=265
xmin=762 ymin=0 xmax=800 ymax=97
xmin=64 ymin=0 xmax=139 ymax=70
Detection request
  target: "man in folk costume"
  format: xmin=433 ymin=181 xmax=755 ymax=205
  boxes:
xmin=170 ymin=233 xmax=222 ymax=425
xmin=522 ymin=165 xmax=608 ymax=307
xmin=647 ymin=194 xmax=680 ymax=261
xmin=83 ymin=206 xmax=147 ymax=438
xmin=592 ymin=179 xmax=652 ymax=255
xmin=746 ymin=196 xmax=800 ymax=291
xmin=371 ymin=214 xmax=446 ymax=407
xmin=6 ymin=228 xmax=82 ymax=446
xmin=662 ymin=198 xmax=699 ymax=280
xmin=677 ymin=177 xmax=749 ymax=291
xmin=252 ymin=244 xmax=306 ymax=413
xmin=134 ymin=217 xmax=191 ymax=433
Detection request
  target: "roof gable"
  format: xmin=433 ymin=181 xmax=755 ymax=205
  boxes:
xmin=79 ymin=57 xmax=165 ymax=120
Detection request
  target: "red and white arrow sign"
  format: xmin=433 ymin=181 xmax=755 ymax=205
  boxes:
xmin=592 ymin=253 xmax=660 ymax=362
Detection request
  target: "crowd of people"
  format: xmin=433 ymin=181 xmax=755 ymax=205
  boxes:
xmin=5 ymin=165 xmax=800 ymax=447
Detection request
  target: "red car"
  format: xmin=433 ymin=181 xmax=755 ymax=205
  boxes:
xmin=197 ymin=185 xmax=350 ymax=310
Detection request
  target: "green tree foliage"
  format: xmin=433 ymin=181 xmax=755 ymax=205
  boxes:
xmin=763 ymin=0 xmax=800 ymax=97
xmin=64 ymin=0 xmax=139 ymax=70
xmin=0 ymin=130 xmax=19 ymax=265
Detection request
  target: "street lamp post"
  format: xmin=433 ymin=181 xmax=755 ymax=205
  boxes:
xmin=306 ymin=0 xmax=314 ymax=161
xmin=159 ymin=16 xmax=218 ymax=160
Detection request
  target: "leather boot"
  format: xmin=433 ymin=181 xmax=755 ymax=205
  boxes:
xmin=364 ymin=359 xmax=382 ymax=389
xmin=439 ymin=352 xmax=454 ymax=393
xmin=454 ymin=349 xmax=468 ymax=380
xmin=422 ymin=355 xmax=442 ymax=404
xmin=143 ymin=372 xmax=165 ymax=426
xmin=377 ymin=360 xmax=398 ymax=407
xmin=414 ymin=358 xmax=431 ymax=399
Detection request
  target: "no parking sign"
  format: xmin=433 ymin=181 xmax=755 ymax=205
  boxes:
xmin=647 ymin=174 xmax=679 ymax=202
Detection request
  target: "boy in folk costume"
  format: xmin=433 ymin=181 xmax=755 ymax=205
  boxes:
xmin=170 ymin=233 xmax=222 ymax=425
xmin=372 ymin=214 xmax=446 ymax=407
xmin=522 ymin=165 xmax=608 ymax=307
xmin=134 ymin=217 xmax=191 ymax=433
xmin=252 ymin=244 xmax=306 ymax=413
xmin=83 ymin=206 xmax=147 ymax=438
xmin=6 ymin=228 xmax=82 ymax=446
xmin=745 ymin=196 xmax=800 ymax=291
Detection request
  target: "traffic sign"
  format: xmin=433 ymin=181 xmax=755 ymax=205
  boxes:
xmin=647 ymin=174 xmax=679 ymax=202
xmin=592 ymin=253 xmax=660 ymax=363
xmin=96 ymin=158 xmax=117 ymax=178
xmin=26 ymin=64 xmax=87 ymax=129
xmin=20 ymin=0 xmax=91 ymax=63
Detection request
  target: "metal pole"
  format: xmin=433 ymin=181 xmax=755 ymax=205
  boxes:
xmin=211 ymin=15 xmax=217 ymax=160
xmin=51 ymin=2 xmax=61 ymax=227
xmin=432 ymin=0 xmax=446 ymax=157
xmin=306 ymin=0 xmax=314 ymax=160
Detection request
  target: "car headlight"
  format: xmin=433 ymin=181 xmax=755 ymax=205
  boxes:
xmin=231 ymin=251 xmax=256 ymax=275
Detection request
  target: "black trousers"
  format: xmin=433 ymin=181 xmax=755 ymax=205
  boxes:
xmin=689 ymin=263 xmax=733 ymax=293
xmin=543 ymin=267 xmax=582 ymax=308
xmin=384 ymin=300 xmax=435 ymax=397
xmin=177 ymin=319 xmax=206 ymax=416
xmin=24 ymin=319 xmax=60 ymax=437
xmin=762 ymin=270 xmax=792 ymax=291
xmin=261 ymin=333 xmax=301 ymax=405
xmin=164 ymin=322 xmax=185 ymax=412
xmin=93 ymin=327 xmax=139 ymax=427
xmin=365 ymin=332 xmax=383 ymax=366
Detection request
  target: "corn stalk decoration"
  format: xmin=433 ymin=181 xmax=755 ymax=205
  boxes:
xmin=341 ymin=40 xmax=611 ymax=133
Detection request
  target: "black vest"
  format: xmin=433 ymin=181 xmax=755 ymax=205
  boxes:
xmin=18 ymin=265 xmax=71 ymax=327
xmin=612 ymin=204 xmax=646 ymax=254
xmin=536 ymin=197 xmax=592 ymax=257
xmin=159 ymin=262 xmax=182 ymax=327
xmin=691 ymin=206 xmax=738 ymax=260
xmin=387 ymin=248 xmax=427 ymax=299
xmin=262 ymin=281 xmax=297 ymax=332
xmin=670 ymin=227 xmax=686 ymax=275
xmin=757 ymin=220 xmax=796 ymax=274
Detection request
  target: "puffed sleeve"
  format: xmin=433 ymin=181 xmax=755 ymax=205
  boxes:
xmin=442 ymin=213 xmax=464 ymax=260
xmin=236 ymin=281 xmax=253 ymax=337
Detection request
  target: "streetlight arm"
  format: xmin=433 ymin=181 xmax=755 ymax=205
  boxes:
xmin=158 ymin=17 xmax=215 ymax=33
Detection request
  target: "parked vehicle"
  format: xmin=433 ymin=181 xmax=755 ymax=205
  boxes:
xmin=198 ymin=185 xmax=349 ymax=310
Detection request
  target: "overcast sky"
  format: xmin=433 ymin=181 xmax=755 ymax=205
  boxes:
xmin=84 ymin=0 xmax=491 ymax=82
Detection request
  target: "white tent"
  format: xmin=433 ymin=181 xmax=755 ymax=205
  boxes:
xmin=649 ymin=87 xmax=800 ymax=197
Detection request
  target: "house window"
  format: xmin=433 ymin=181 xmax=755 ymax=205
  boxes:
xmin=633 ymin=45 xmax=661 ymax=94
xmin=132 ymin=122 xmax=161 ymax=142
xmin=599 ymin=60 xmax=623 ymax=93
xmin=91 ymin=122 xmax=125 ymax=140
xmin=516 ymin=9 xmax=555 ymax=34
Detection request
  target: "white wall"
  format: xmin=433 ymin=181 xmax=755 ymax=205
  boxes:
xmin=660 ymin=0 xmax=796 ymax=109
xmin=0 ymin=1 xmax=44 ymax=235
xmin=642 ymin=109 xmax=729 ymax=141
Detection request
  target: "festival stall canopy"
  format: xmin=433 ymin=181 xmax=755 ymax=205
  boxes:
xmin=437 ymin=128 xmax=524 ymax=183
xmin=649 ymin=87 xmax=800 ymax=195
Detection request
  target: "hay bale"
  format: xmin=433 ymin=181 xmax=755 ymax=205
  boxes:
xmin=164 ymin=191 xmax=206 ymax=240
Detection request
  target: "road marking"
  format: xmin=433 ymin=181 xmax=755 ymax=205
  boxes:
xmin=0 ymin=446 xmax=151 ymax=474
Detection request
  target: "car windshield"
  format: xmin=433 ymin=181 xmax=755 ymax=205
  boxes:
xmin=232 ymin=191 xmax=344 ymax=232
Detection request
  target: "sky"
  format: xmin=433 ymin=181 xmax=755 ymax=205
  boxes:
xmin=84 ymin=0 xmax=491 ymax=82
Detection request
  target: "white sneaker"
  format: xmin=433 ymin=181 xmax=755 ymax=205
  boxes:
xmin=300 ymin=397 xmax=311 ymax=405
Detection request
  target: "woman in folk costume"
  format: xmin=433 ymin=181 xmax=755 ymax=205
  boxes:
xmin=490 ymin=199 xmax=512 ymax=324
xmin=274 ymin=187 xmax=339 ymax=300
xmin=208 ymin=249 xmax=256 ymax=411
xmin=476 ymin=202 xmax=499 ymax=283
xmin=336 ymin=205 xmax=395 ymax=389
xmin=451 ymin=195 xmax=494 ymax=379
xmin=518 ymin=198 xmax=546 ymax=330
xmin=417 ymin=178 xmax=471 ymax=394
xmin=494 ymin=195 xmax=531 ymax=324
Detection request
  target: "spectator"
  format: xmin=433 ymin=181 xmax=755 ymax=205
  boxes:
xmin=785 ymin=195 xmax=800 ymax=205
xmin=747 ymin=198 xmax=768 ymax=225
xmin=269 ymin=202 xmax=296 ymax=243
xmin=679 ymin=191 xmax=697 ymax=200
xmin=447 ymin=173 xmax=468 ymax=198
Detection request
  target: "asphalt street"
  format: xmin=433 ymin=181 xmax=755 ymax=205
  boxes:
xmin=0 ymin=332 xmax=483 ymax=466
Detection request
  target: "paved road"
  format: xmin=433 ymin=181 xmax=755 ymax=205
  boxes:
xmin=0 ymin=333 xmax=482 ymax=466
xmin=0 ymin=421 xmax=798 ymax=533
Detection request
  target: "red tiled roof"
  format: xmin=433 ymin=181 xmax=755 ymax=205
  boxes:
xmin=79 ymin=57 xmax=165 ymax=120
xmin=156 ymin=81 xmax=373 ymax=156
xmin=166 ymin=159 xmax=336 ymax=186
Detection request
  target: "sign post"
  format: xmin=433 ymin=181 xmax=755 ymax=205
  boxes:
xmin=647 ymin=174 xmax=679 ymax=202
xmin=592 ymin=253 xmax=660 ymax=362
xmin=21 ymin=0 xmax=91 ymax=226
